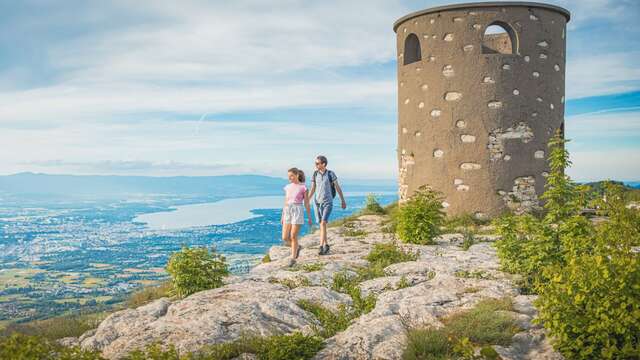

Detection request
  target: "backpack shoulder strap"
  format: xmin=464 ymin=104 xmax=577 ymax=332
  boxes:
xmin=311 ymin=170 xmax=318 ymax=184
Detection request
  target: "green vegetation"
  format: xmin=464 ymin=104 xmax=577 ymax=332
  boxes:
xmin=493 ymin=131 xmax=640 ymax=359
xmin=261 ymin=254 xmax=271 ymax=263
xmin=341 ymin=222 xmax=367 ymax=238
xmin=402 ymin=298 xmax=518 ymax=360
xmin=330 ymin=271 xmax=377 ymax=315
xmin=166 ymin=246 xmax=229 ymax=298
xmin=442 ymin=213 xmax=489 ymax=234
xmin=126 ymin=281 xmax=172 ymax=308
xmin=454 ymin=270 xmax=493 ymax=280
xmin=365 ymin=242 xmax=419 ymax=268
xmin=396 ymin=186 xmax=445 ymax=245
xmin=396 ymin=275 xmax=411 ymax=290
xmin=459 ymin=230 xmax=476 ymax=251
xmin=267 ymin=276 xmax=311 ymax=289
xmin=297 ymin=300 xmax=354 ymax=338
xmin=286 ymin=262 xmax=325 ymax=272
xmin=0 ymin=311 xmax=109 ymax=340
xmin=195 ymin=332 xmax=324 ymax=360
xmin=0 ymin=333 xmax=105 ymax=360
xmin=361 ymin=194 xmax=386 ymax=215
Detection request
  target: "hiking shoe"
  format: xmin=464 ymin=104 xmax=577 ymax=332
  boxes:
xmin=318 ymin=245 xmax=325 ymax=255
xmin=323 ymin=244 xmax=330 ymax=255
xmin=286 ymin=258 xmax=296 ymax=267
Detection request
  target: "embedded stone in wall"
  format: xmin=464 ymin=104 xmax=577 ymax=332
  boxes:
xmin=463 ymin=45 xmax=474 ymax=52
xmin=537 ymin=41 xmax=549 ymax=47
xmin=460 ymin=163 xmax=481 ymax=170
xmin=456 ymin=184 xmax=470 ymax=192
xmin=488 ymin=122 xmax=534 ymax=161
xmin=460 ymin=134 xmax=476 ymax=143
xmin=534 ymin=150 xmax=545 ymax=159
xmin=473 ymin=23 xmax=482 ymax=30
xmin=421 ymin=84 xmax=429 ymax=91
xmin=532 ymin=71 xmax=540 ymax=78
xmin=418 ymin=102 xmax=425 ymax=109
xmin=524 ymin=55 xmax=530 ymax=62
xmin=443 ymin=33 xmax=454 ymax=41
xmin=483 ymin=76 xmax=495 ymax=84
xmin=398 ymin=154 xmax=415 ymax=201
xmin=499 ymin=176 xmax=541 ymax=214
xmin=402 ymin=127 xmax=408 ymax=134
xmin=404 ymin=98 xmax=410 ymax=105
xmin=502 ymin=64 xmax=511 ymax=70
xmin=433 ymin=149 xmax=444 ymax=158
xmin=488 ymin=101 xmax=502 ymax=109
xmin=554 ymin=64 xmax=560 ymax=71
xmin=430 ymin=109 xmax=442 ymax=118
xmin=445 ymin=92 xmax=462 ymax=101
xmin=454 ymin=178 xmax=463 ymax=185
xmin=442 ymin=65 xmax=454 ymax=77
xmin=513 ymin=89 xmax=520 ymax=95
xmin=455 ymin=120 xmax=467 ymax=129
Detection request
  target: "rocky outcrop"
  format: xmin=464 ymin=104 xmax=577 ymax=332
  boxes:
xmin=72 ymin=215 xmax=561 ymax=359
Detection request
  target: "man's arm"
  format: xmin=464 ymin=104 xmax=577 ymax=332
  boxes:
xmin=334 ymin=181 xmax=346 ymax=209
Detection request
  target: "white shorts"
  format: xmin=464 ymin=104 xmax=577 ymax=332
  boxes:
xmin=283 ymin=204 xmax=304 ymax=225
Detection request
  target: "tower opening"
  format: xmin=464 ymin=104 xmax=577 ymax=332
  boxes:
xmin=482 ymin=22 xmax=517 ymax=54
xmin=403 ymin=33 xmax=421 ymax=65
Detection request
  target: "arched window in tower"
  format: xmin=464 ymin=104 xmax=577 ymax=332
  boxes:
xmin=482 ymin=22 xmax=517 ymax=54
xmin=403 ymin=33 xmax=421 ymax=65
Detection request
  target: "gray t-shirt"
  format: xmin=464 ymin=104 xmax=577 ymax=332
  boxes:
xmin=312 ymin=170 xmax=337 ymax=204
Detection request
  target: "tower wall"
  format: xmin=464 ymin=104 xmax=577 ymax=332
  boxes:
xmin=394 ymin=2 xmax=570 ymax=218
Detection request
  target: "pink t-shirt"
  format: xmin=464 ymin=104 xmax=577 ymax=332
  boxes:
xmin=284 ymin=183 xmax=307 ymax=205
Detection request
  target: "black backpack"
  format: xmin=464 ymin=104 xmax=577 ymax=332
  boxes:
xmin=312 ymin=170 xmax=336 ymax=198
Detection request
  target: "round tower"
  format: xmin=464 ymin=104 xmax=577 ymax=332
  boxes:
xmin=393 ymin=1 xmax=570 ymax=218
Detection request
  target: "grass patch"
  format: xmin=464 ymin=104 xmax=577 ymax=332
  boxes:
xmin=366 ymin=242 xmax=419 ymax=268
xmin=262 ymin=254 xmax=271 ymax=263
xmin=330 ymin=271 xmax=377 ymax=315
xmin=460 ymin=230 xmax=476 ymax=251
xmin=454 ymin=270 xmax=493 ymax=280
xmin=402 ymin=297 xmax=519 ymax=359
xmin=297 ymin=300 xmax=354 ymax=338
xmin=126 ymin=281 xmax=172 ymax=308
xmin=396 ymin=275 xmax=411 ymax=290
xmin=443 ymin=297 xmax=518 ymax=346
xmin=268 ymin=276 xmax=311 ymax=289
xmin=286 ymin=262 xmax=325 ymax=272
xmin=0 ymin=311 xmax=110 ymax=340
xmin=341 ymin=222 xmax=368 ymax=238
xmin=360 ymin=194 xmax=386 ymax=215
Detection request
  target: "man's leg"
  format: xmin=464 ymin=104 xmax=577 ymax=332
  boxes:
xmin=319 ymin=221 xmax=328 ymax=246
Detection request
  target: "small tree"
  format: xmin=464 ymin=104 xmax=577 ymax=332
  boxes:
xmin=396 ymin=186 xmax=445 ymax=245
xmin=166 ymin=246 xmax=229 ymax=298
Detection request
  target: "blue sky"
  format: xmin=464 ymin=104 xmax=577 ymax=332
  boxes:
xmin=0 ymin=0 xmax=638 ymax=181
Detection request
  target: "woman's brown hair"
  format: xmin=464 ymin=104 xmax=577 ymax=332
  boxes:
xmin=288 ymin=167 xmax=305 ymax=183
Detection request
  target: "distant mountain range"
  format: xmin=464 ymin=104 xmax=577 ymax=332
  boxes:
xmin=0 ymin=172 xmax=396 ymax=200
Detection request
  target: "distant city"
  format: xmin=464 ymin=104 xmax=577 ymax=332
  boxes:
xmin=0 ymin=173 xmax=396 ymax=326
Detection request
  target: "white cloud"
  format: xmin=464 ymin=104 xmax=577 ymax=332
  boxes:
xmin=566 ymin=51 xmax=640 ymax=99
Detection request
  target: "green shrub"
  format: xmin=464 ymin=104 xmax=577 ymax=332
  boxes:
xmin=127 ymin=281 xmax=172 ymax=308
xmin=261 ymin=254 xmax=271 ymax=263
xmin=166 ymin=246 xmax=229 ymax=298
xmin=396 ymin=186 xmax=445 ymax=245
xmin=0 ymin=333 xmax=105 ymax=360
xmin=125 ymin=343 xmax=180 ymax=360
xmin=286 ymin=262 xmax=325 ymax=272
xmin=297 ymin=300 xmax=354 ymax=338
xmin=362 ymin=194 xmax=386 ymax=215
xmin=396 ymin=275 xmax=411 ymax=290
xmin=492 ymin=131 xmax=640 ymax=358
xmin=365 ymin=242 xmax=419 ymax=268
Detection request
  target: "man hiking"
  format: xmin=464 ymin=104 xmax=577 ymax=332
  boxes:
xmin=308 ymin=155 xmax=347 ymax=255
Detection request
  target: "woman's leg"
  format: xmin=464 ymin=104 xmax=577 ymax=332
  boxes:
xmin=290 ymin=224 xmax=301 ymax=258
xmin=282 ymin=223 xmax=292 ymax=245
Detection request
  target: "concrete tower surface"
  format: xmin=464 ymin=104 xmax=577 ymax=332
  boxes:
xmin=393 ymin=2 xmax=570 ymax=218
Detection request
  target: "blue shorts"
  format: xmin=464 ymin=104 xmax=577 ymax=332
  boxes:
xmin=315 ymin=202 xmax=333 ymax=223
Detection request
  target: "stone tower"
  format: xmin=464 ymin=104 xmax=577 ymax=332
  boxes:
xmin=393 ymin=1 xmax=570 ymax=218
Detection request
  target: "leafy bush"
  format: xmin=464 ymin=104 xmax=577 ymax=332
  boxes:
xmin=396 ymin=186 xmax=445 ymax=245
xmin=492 ymin=131 xmax=640 ymax=358
xmin=0 ymin=333 xmax=105 ymax=360
xmin=166 ymin=246 xmax=229 ymax=298
xmin=460 ymin=230 xmax=475 ymax=251
xmin=362 ymin=194 xmax=386 ymax=215
xmin=127 ymin=281 xmax=172 ymax=308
